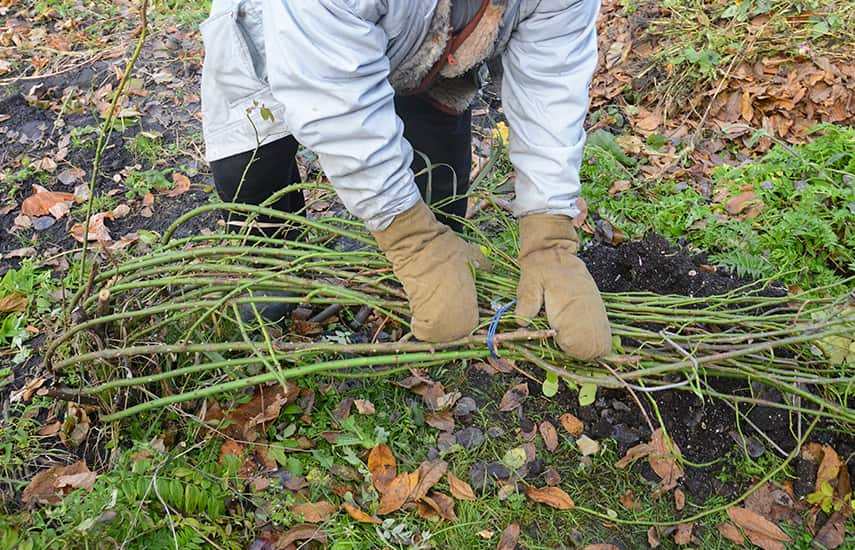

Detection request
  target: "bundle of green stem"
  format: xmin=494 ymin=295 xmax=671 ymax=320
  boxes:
xmin=48 ymin=194 xmax=854 ymax=426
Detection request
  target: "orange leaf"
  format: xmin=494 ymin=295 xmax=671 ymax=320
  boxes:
xmin=341 ymin=502 xmax=381 ymax=524
xmin=367 ymin=444 xmax=396 ymax=494
xmin=291 ymin=501 xmax=337 ymax=523
xmin=448 ymin=472 xmax=476 ymax=501
xmin=21 ymin=184 xmax=75 ymax=218
xmin=559 ymin=413 xmax=585 ymax=437
xmin=377 ymin=471 xmax=419 ymax=515
xmin=815 ymin=444 xmax=842 ymax=491
xmin=524 ymin=485 xmax=574 ymax=510
xmin=163 ymin=172 xmax=191 ymax=197
xmin=725 ymin=191 xmax=759 ymax=215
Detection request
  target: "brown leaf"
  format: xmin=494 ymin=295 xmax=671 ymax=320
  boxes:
xmin=814 ymin=512 xmax=846 ymax=549
xmin=647 ymin=526 xmax=661 ymax=548
xmin=725 ymin=190 xmax=759 ymax=215
xmin=69 ymin=212 xmax=114 ymax=243
xmin=38 ymin=421 xmax=61 ymax=437
xmin=619 ymin=490 xmax=641 ymax=512
xmin=448 ymin=471 xmax=476 ymax=501
xmin=163 ymin=172 xmax=191 ymax=197
xmin=486 ymin=356 xmax=514 ymax=374
xmin=497 ymin=523 xmax=520 ymax=550
xmin=22 ymin=460 xmax=96 ymax=504
xmin=0 ymin=293 xmax=27 ymax=313
xmin=634 ymin=108 xmax=662 ymax=133
xmin=205 ymin=383 xmax=297 ymax=442
xmin=420 ymin=491 xmax=458 ymax=521
xmin=815 ymin=444 xmax=842 ymax=491
xmin=727 ymin=506 xmax=791 ymax=550
xmin=377 ymin=471 xmax=419 ymax=515
xmin=10 ymin=375 xmax=47 ymax=403
xmin=273 ymin=524 xmax=327 ymax=548
xmin=524 ymin=485 xmax=574 ymax=510
xmin=608 ymin=179 xmax=632 ymax=195
xmin=616 ymin=429 xmax=683 ymax=491
xmin=539 ymin=421 xmax=559 ymax=452
xmin=582 ymin=545 xmax=620 ymax=550
xmin=498 ymin=382 xmax=529 ymax=412
xmin=425 ymin=411 xmax=455 ymax=432
xmin=674 ymin=522 xmax=693 ymax=545
xmin=21 ymin=184 xmax=74 ymax=218
xmin=290 ymin=501 xmax=336 ymax=523
xmin=410 ymin=460 xmax=448 ymax=503
xmin=60 ymin=402 xmax=90 ymax=448
xmin=353 ymin=399 xmax=375 ymax=415
xmin=367 ymin=444 xmax=396 ymax=494
xmin=544 ymin=467 xmax=561 ymax=486
xmin=333 ymin=397 xmax=354 ymax=419
xmin=341 ymin=502 xmax=381 ymax=524
xmin=674 ymin=487 xmax=686 ymax=511
xmin=560 ymin=413 xmax=585 ymax=437
xmin=717 ymin=522 xmax=745 ymax=545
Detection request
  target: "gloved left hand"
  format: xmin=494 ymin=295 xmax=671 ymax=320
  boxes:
xmin=515 ymin=213 xmax=611 ymax=360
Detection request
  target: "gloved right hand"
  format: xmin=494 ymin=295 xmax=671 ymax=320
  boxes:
xmin=372 ymin=201 xmax=489 ymax=342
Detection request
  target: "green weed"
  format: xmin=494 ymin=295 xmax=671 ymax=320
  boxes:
xmin=583 ymin=124 xmax=855 ymax=287
xmin=124 ymin=168 xmax=174 ymax=200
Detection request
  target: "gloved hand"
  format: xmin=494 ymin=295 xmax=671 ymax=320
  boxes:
xmin=372 ymin=201 xmax=489 ymax=341
xmin=515 ymin=214 xmax=611 ymax=360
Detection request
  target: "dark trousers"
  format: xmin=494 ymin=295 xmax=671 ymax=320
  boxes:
xmin=210 ymin=96 xmax=472 ymax=235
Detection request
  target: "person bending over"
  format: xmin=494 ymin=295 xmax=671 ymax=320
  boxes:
xmin=200 ymin=0 xmax=611 ymax=360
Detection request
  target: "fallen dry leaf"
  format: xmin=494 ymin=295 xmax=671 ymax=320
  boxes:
xmin=616 ymin=428 xmax=683 ymax=492
xmin=368 ymin=444 xmax=397 ymax=494
xmin=576 ymin=435 xmax=600 ymax=456
xmin=539 ymin=421 xmax=559 ymax=452
xmin=21 ymin=184 xmax=75 ymax=219
xmin=341 ymin=502 xmax=381 ymax=524
xmin=524 ymin=485 xmax=574 ymax=510
xmin=619 ymin=490 xmax=641 ymax=512
xmin=410 ymin=459 xmax=448 ymax=503
xmin=498 ymin=382 xmax=529 ymax=412
xmin=22 ymin=460 xmax=96 ymax=504
xmin=376 ymin=471 xmax=419 ymax=515
xmin=10 ymin=375 xmax=47 ymax=402
xmin=674 ymin=522 xmax=693 ymax=545
xmin=273 ymin=524 xmax=327 ymax=548
xmin=497 ymin=523 xmax=520 ymax=550
xmin=727 ymin=506 xmax=791 ymax=550
xmin=477 ymin=529 xmax=494 ymax=539
xmin=674 ymin=488 xmax=686 ymax=511
xmin=581 ymin=545 xmax=620 ymax=550
xmin=815 ymin=444 xmax=842 ymax=491
xmin=70 ymin=212 xmax=114 ymax=243
xmin=560 ymin=413 xmax=585 ymax=437
xmin=814 ymin=511 xmax=846 ymax=549
xmin=419 ymin=491 xmax=458 ymax=521
xmin=647 ymin=526 xmax=661 ymax=548
xmin=425 ymin=411 xmax=455 ymax=432
xmin=163 ymin=172 xmax=191 ymax=197
xmin=0 ymin=294 xmax=27 ymax=313
xmin=353 ymin=399 xmax=375 ymax=415
xmin=725 ymin=190 xmax=760 ymax=215
xmin=448 ymin=471 xmax=476 ymax=501
xmin=60 ymin=402 xmax=90 ymax=448
xmin=205 ymin=383 xmax=297 ymax=442
xmin=291 ymin=501 xmax=336 ymax=523
xmin=38 ymin=421 xmax=62 ymax=437
xmin=718 ymin=522 xmax=745 ymax=545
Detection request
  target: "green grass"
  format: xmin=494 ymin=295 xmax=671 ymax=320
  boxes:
xmin=582 ymin=123 xmax=855 ymax=287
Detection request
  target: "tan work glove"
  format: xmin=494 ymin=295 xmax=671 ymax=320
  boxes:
xmin=516 ymin=214 xmax=611 ymax=360
xmin=372 ymin=201 xmax=489 ymax=342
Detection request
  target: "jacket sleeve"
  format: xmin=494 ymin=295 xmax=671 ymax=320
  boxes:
xmin=501 ymin=0 xmax=600 ymax=219
xmin=260 ymin=0 xmax=421 ymax=231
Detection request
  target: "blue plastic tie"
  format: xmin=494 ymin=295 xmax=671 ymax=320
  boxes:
xmin=487 ymin=300 xmax=516 ymax=359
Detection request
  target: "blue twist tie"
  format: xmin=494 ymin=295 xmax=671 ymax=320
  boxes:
xmin=487 ymin=300 xmax=516 ymax=359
